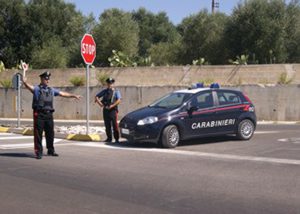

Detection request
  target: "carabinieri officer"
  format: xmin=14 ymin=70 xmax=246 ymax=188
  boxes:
xmin=22 ymin=71 xmax=81 ymax=159
xmin=95 ymin=78 xmax=121 ymax=143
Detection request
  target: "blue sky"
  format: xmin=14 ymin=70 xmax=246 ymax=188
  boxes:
xmin=66 ymin=0 xmax=243 ymax=25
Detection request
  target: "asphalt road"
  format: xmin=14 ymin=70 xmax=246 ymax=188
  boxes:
xmin=0 ymin=124 xmax=299 ymax=214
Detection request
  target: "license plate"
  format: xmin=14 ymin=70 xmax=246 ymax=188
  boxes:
xmin=121 ymin=128 xmax=130 ymax=135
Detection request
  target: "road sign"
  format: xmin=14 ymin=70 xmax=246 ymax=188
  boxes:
xmin=81 ymin=34 xmax=96 ymax=134
xmin=12 ymin=73 xmax=22 ymax=127
xmin=12 ymin=73 xmax=21 ymax=90
xmin=81 ymin=34 xmax=96 ymax=65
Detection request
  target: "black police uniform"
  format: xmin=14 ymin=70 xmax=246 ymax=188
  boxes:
xmin=32 ymin=72 xmax=58 ymax=158
xmin=96 ymin=83 xmax=121 ymax=143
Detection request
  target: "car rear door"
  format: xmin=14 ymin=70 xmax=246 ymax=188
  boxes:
xmin=214 ymin=90 xmax=244 ymax=133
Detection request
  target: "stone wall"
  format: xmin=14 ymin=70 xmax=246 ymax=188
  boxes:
xmin=1 ymin=64 xmax=300 ymax=87
xmin=1 ymin=85 xmax=300 ymax=121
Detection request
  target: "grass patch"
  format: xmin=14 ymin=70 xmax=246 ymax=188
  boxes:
xmin=0 ymin=80 xmax=12 ymax=89
xmin=70 ymin=76 xmax=85 ymax=86
xmin=278 ymin=73 xmax=293 ymax=85
xmin=198 ymin=78 xmax=215 ymax=86
xmin=96 ymin=73 xmax=109 ymax=86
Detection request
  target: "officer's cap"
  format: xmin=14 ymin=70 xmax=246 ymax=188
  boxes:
xmin=39 ymin=71 xmax=51 ymax=80
xmin=106 ymin=77 xmax=115 ymax=84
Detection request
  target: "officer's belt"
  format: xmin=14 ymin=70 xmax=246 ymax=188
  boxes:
xmin=36 ymin=109 xmax=54 ymax=113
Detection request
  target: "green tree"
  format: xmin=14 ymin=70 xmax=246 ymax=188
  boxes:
xmin=93 ymin=9 xmax=139 ymax=66
xmin=285 ymin=0 xmax=300 ymax=62
xmin=0 ymin=0 xmax=32 ymax=68
xmin=147 ymin=40 xmax=181 ymax=66
xmin=132 ymin=8 xmax=180 ymax=58
xmin=31 ymin=37 xmax=69 ymax=69
xmin=177 ymin=10 xmax=229 ymax=65
xmin=26 ymin=0 xmax=86 ymax=67
xmin=224 ymin=0 xmax=287 ymax=64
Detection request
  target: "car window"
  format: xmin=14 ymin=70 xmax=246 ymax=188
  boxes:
xmin=217 ymin=91 xmax=241 ymax=106
xmin=150 ymin=93 xmax=192 ymax=109
xmin=190 ymin=92 xmax=214 ymax=109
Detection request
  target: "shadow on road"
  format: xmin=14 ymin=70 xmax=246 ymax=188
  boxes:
xmin=180 ymin=135 xmax=239 ymax=147
xmin=105 ymin=135 xmax=239 ymax=149
xmin=0 ymin=152 xmax=35 ymax=158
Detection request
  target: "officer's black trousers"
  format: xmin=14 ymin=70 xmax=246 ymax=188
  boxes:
xmin=33 ymin=111 xmax=55 ymax=155
xmin=103 ymin=109 xmax=119 ymax=141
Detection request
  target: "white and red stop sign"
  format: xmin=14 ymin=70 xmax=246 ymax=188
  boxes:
xmin=81 ymin=34 xmax=96 ymax=65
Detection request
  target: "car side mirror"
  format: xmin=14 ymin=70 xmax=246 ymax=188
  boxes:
xmin=187 ymin=102 xmax=197 ymax=113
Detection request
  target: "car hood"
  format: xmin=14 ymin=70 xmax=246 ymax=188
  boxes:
xmin=123 ymin=106 xmax=170 ymax=121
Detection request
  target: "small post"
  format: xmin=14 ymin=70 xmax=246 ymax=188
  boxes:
xmin=17 ymin=74 xmax=21 ymax=128
xmin=86 ymin=64 xmax=90 ymax=135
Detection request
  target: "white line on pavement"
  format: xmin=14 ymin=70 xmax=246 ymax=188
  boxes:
xmin=0 ymin=136 xmax=33 ymax=140
xmin=0 ymin=139 xmax=63 ymax=149
xmin=0 ymin=133 xmax=14 ymax=136
xmin=254 ymin=131 xmax=280 ymax=134
xmin=74 ymin=142 xmax=300 ymax=166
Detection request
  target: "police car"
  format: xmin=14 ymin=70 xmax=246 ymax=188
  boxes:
xmin=119 ymin=84 xmax=256 ymax=148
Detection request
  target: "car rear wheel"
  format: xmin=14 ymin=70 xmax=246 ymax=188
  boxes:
xmin=237 ymin=119 xmax=254 ymax=140
xmin=161 ymin=125 xmax=180 ymax=148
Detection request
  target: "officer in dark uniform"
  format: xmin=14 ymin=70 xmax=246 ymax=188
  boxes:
xmin=95 ymin=78 xmax=121 ymax=143
xmin=22 ymin=71 xmax=81 ymax=159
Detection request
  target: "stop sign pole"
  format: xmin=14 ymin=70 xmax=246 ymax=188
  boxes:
xmin=81 ymin=34 xmax=96 ymax=135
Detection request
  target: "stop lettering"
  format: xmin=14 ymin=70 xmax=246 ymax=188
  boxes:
xmin=82 ymin=43 xmax=95 ymax=55
xmin=81 ymin=34 xmax=96 ymax=65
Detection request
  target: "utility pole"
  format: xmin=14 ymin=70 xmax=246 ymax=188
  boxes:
xmin=212 ymin=0 xmax=220 ymax=13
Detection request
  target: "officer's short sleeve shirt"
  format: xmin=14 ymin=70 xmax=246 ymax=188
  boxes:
xmin=96 ymin=89 xmax=121 ymax=100
xmin=33 ymin=85 xmax=60 ymax=99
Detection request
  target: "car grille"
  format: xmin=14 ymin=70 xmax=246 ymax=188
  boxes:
xmin=121 ymin=117 xmax=137 ymax=129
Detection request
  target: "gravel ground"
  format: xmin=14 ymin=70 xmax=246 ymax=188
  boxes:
xmin=1 ymin=124 xmax=105 ymax=135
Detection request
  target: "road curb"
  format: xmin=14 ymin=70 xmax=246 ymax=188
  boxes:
xmin=66 ymin=134 xmax=101 ymax=141
xmin=0 ymin=127 xmax=9 ymax=133
xmin=0 ymin=126 xmax=102 ymax=142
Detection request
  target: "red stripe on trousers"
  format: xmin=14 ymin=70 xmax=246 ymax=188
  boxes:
xmin=33 ymin=111 xmax=38 ymax=154
xmin=115 ymin=111 xmax=119 ymax=131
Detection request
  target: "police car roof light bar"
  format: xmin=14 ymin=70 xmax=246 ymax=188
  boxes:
xmin=210 ymin=83 xmax=220 ymax=88
xmin=196 ymin=82 xmax=204 ymax=88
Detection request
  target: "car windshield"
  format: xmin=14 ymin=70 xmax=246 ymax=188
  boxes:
xmin=149 ymin=92 xmax=192 ymax=109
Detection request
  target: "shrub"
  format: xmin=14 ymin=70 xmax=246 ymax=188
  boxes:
xmin=0 ymin=61 xmax=5 ymax=73
xmin=0 ymin=80 xmax=12 ymax=89
xmin=31 ymin=38 xmax=69 ymax=69
xmin=229 ymin=54 xmax=249 ymax=65
xmin=198 ymin=78 xmax=215 ymax=86
xmin=278 ymin=73 xmax=292 ymax=85
xmin=96 ymin=73 xmax=109 ymax=86
xmin=70 ymin=76 xmax=85 ymax=86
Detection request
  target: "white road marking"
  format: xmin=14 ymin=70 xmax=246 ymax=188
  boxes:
xmin=254 ymin=131 xmax=280 ymax=134
xmin=0 ymin=133 xmax=14 ymax=136
xmin=0 ymin=137 xmax=63 ymax=149
xmin=74 ymin=142 xmax=300 ymax=166
xmin=0 ymin=136 xmax=33 ymax=140
xmin=278 ymin=138 xmax=300 ymax=144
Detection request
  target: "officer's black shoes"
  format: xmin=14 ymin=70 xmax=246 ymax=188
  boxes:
xmin=115 ymin=140 xmax=120 ymax=144
xmin=104 ymin=139 xmax=112 ymax=143
xmin=47 ymin=151 xmax=59 ymax=157
xmin=36 ymin=154 xmax=42 ymax=159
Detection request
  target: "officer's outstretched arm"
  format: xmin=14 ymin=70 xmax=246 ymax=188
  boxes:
xmin=59 ymin=91 xmax=82 ymax=100
xmin=22 ymin=76 xmax=34 ymax=93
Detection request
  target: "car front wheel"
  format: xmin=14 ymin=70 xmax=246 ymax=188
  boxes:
xmin=237 ymin=119 xmax=255 ymax=140
xmin=161 ymin=125 xmax=180 ymax=148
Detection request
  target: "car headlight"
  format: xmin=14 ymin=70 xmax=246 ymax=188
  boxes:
xmin=137 ymin=116 xmax=158 ymax=126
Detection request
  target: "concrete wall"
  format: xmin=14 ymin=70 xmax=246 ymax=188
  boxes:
xmin=0 ymin=85 xmax=300 ymax=121
xmin=1 ymin=64 xmax=300 ymax=87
